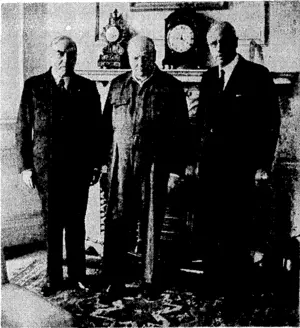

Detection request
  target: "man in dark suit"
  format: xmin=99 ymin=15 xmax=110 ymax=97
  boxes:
xmin=195 ymin=22 xmax=280 ymax=298
xmin=15 ymin=36 xmax=101 ymax=296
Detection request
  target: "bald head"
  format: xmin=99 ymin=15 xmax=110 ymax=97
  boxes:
xmin=128 ymin=35 xmax=156 ymax=80
xmin=207 ymin=22 xmax=237 ymax=43
xmin=207 ymin=21 xmax=238 ymax=67
xmin=128 ymin=35 xmax=156 ymax=55
xmin=49 ymin=35 xmax=77 ymax=78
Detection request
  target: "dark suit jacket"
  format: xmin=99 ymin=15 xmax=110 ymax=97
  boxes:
xmin=197 ymin=55 xmax=280 ymax=175
xmin=16 ymin=68 xmax=101 ymax=190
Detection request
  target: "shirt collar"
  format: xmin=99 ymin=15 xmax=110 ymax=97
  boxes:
xmin=51 ymin=67 xmax=71 ymax=88
xmin=130 ymin=65 xmax=157 ymax=87
xmin=219 ymin=54 xmax=239 ymax=78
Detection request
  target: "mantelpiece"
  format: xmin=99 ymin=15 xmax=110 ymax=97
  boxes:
xmin=76 ymin=69 xmax=206 ymax=85
xmin=76 ymin=69 xmax=298 ymax=86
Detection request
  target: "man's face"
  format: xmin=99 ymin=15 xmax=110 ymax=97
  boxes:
xmin=207 ymin=27 xmax=237 ymax=67
xmin=50 ymin=39 xmax=77 ymax=77
xmin=128 ymin=45 xmax=155 ymax=80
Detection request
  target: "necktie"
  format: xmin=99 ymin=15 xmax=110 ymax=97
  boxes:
xmin=219 ymin=69 xmax=225 ymax=91
xmin=58 ymin=78 xmax=66 ymax=92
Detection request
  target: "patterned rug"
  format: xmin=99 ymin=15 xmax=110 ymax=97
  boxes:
xmin=8 ymin=251 xmax=299 ymax=327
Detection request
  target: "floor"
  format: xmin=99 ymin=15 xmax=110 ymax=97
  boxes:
xmin=4 ymin=242 xmax=300 ymax=327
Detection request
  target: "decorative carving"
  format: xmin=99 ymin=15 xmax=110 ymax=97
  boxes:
xmin=98 ymin=9 xmax=135 ymax=69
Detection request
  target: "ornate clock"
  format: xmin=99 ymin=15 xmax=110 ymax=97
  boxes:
xmin=98 ymin=9 xmax=134 ymax=69
xmin=162 ymin=8 xmax=212 ymax=69
xmin=105 ymin=26 xmax=120 ymax=43
xmin=167 ymin=24 xmax=195 ymax=53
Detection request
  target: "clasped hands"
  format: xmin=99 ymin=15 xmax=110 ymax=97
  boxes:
xmin=254 ymin=168 xmax=269 ymax=186
xmin=168 ymin=173 xmax=182 ymax=193
xmin=167 ymin=165 xmax=198 ymax=192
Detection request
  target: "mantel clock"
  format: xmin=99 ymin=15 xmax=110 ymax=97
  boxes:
xmin=162 ymin=8 xmax=212 ymax=69
xmin=98 ymin=9 xmax=134 ymax=69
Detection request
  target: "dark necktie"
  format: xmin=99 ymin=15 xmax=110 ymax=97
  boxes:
xmin=58 ymin=78 xmax=66 ymax=93
xmin=219 ymin=69 xmax=225 ymax=91
xmin=57 ymin=79 xmax=67 ymax=122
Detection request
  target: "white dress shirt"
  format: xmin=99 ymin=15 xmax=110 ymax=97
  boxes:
xmin=51 ymin=69 xmax=70 ymax=89
xmin=219 ymin=54 xmax=239 ymax=89
xmin=132 ymin=73 xmax=152 ymax=87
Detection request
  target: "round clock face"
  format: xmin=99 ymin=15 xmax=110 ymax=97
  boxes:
xmin=167 ymin=24 xmax=195 ymax=53
xmin=105 ymin=26 xmax=120 ymax=43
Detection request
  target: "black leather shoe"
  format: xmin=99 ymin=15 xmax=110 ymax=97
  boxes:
xmin=141 ymin=282 xmax=161 ymax=300
xmin=41 ymin=281 xmax=63 ymax=297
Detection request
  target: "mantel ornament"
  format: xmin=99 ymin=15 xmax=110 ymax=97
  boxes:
xmin=162 ymin=7 xmax=212 ymax=69
xmin=98 ymin=9 xmax=135 ymax=69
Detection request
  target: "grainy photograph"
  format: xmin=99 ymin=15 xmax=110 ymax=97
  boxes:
xmin=1 ymin=1 xmax=300 ymax=327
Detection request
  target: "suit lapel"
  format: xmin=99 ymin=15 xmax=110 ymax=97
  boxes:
xmin=207 ymin=67 xmax=221 ymax=95
xmin=68 ymin=73 xmax=82 ymax=96
xmin=45 ymin=70 xmax=56 ymax=122
xmin=37 ymin=69 xmax=60 ymax=126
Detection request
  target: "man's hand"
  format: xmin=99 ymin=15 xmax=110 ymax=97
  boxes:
xmin=21 ymin=169 xmax=35 ymax=189
xmin=99 ymin=166 xmax=109 ymax=195
xmin=168 ymin=173 xmax=181 ymax=193
xmin=255 ymin=169 xmax=269 ymax=186
xmin=185 ymin=165 xmax=195 ymax=177
xmin=90 ymin=168 xmax=101 ymax=186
